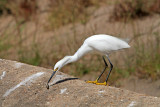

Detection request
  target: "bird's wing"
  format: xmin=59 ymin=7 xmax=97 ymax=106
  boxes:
xmin=84 ymin=35 xmax=130 ymax=54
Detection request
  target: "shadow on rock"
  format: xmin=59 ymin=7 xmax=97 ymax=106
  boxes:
xmin=50 ymin=77 xmax=79 ymax=86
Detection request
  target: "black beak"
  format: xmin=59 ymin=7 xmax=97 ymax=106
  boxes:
xmin=46 ymin=70 xmax=56 ymax=89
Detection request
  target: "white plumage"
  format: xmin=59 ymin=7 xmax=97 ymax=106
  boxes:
xmin=46 ymin=34 xmax=130 ymax=89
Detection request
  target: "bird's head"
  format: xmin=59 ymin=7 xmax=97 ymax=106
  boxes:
xmin=53 ymin=56 xmax=71 ymax=72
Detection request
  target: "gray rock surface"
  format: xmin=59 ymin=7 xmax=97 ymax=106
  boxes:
xmin=0 ymin=59 xmax=160 ymax=107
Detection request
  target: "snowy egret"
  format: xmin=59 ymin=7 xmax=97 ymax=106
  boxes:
xmin=46 ymin=34 xmax=130 ymax=89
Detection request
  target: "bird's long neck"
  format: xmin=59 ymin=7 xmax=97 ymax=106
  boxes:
xmin=63 ymin=44 xmax=91 ymax=67
xmin=67 ymin=53 xmax=79 ymax=64
xmin=54 ymin=44 xmax=91 ymax=71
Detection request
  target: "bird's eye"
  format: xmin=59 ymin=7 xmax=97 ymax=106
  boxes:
xmin=54 ymin=68 xmax=58 ymax=71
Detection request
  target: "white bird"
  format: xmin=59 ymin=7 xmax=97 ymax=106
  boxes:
xmin=46 ymin=34 xmax=130 ymax=89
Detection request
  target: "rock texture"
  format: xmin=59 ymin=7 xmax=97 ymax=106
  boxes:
xmin=0 ymin=59 xmax=160 ymax=107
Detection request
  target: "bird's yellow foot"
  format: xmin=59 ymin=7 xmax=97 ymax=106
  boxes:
xmin=86 ymin=79 xmax=98 ymax=84
xmin=96 ymin=82 xmax=108 ymax=86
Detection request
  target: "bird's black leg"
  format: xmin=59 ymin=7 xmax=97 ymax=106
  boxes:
xmin=105 ymin=56 xmax=113 ymax=83
xmin=97 ymin=56 xmax=108 ymax=81
xmin=86 ymin=56 xmax=108 ymax=84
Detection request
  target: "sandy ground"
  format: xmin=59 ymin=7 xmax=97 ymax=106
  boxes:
xmin=0 ymin=59 xmax=160 ymax=107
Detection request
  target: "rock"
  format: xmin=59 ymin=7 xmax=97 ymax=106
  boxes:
xmin=0 ymin=59 xmax=160 ymax=107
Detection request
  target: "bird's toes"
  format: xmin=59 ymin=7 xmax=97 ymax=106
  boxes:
xmin=86 ymin=80 xmax=98 ymax=84
xmin=95 ymin=82 xmax=108 ymax=86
